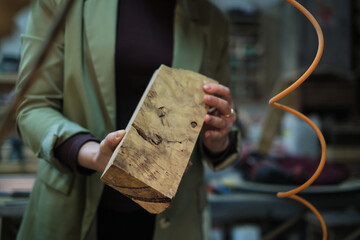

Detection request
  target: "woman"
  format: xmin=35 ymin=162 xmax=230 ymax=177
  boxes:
xmin=16 ymin=0 xmax=240 ymax=239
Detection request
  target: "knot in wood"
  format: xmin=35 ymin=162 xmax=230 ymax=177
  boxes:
xmin=157 ymin=106 xmax=167 ymax=118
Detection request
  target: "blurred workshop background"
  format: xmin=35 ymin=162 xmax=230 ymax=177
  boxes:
xmin=1 ymin=0 xmax=360 ymax=239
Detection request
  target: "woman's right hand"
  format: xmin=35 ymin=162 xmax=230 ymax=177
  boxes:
xmin=78 ymin=130 xmax=126 ymax=172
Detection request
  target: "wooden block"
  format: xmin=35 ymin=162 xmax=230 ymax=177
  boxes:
xmin=101 ymin=65 xmax=217 ymax=214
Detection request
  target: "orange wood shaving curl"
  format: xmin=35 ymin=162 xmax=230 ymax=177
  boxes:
xmin=269 ymin=0 xmax=327 ymax=239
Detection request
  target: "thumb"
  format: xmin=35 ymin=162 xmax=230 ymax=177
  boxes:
xmin=102 ymin=130 xmax=126 ymax=153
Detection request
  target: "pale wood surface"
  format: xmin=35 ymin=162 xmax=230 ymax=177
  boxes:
xmin=101 ymin=65 xmax=217 ymax=213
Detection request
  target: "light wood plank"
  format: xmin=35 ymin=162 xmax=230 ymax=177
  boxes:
xmin=101 ymin=65 xmax=217 ymax=213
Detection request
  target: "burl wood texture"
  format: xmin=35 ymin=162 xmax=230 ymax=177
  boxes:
xmin=101 ymin=65 xmax=217 ymax=213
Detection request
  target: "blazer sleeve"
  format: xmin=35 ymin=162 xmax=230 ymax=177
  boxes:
xmin=16 ymin=0 xmax=91 ymax=173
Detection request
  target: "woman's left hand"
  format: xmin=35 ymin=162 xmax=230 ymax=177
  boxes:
xmin=202 ymin=83 xmax=236 ymax=154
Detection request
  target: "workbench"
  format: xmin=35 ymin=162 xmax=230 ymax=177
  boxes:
xmin=208 ymin=171 xmax=360 ymax=239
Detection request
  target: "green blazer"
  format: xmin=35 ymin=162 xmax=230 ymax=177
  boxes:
xmin=16 ymin=0 xmax=240 ymax=239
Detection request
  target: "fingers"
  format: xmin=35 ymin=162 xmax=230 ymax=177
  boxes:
xmin=203 ymin=84 xmax=234 ymax=117
xmin=203 ymin=83 xmax=232 ymax=104
xmin=202 ymin=83 xmax=235 ymax=153
xmin=203 ymin=114 xmax=232 ymax=144
xmin=203 ymin=129 xmax=224 ymax=140
xmin=186 ymin=161 xmax=193 ymax=171
xmin=203 ymin=129 xmax=230 ymax=153
xmin=205 ymin=114 xmax=227 ymax=129
xmin=100 ymin=130 xmax=126 ymax=155
xmin=204 ymin=95 xmax=231 ymax=116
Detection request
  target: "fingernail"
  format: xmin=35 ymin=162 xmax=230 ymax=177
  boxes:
xmin=204 ymin=84 xmax=211 ymax=90
xmin=116 ymin=130 xmax=125 ymax=139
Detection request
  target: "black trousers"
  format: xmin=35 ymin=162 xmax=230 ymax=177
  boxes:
xmin=97 ymin=205 xmax=156 ymax=240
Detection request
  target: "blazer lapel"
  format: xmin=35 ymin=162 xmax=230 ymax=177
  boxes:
xmin=84 ymin=0 xmax=118 ymax=130
xmin=172 ymin=0 xmax=204 ymax=72
xmin=83 ymin=0 xmax=204 ymax=131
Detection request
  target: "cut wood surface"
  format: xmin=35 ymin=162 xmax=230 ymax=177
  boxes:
xmin=101 ymin=65 xmax=217 ymax=213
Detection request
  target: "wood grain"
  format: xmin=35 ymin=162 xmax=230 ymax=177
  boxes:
xmin=101 ymin=65 xmax=217 ymax=213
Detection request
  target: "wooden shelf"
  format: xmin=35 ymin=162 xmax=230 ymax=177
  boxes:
xmin=0 ymin=73 xmax=17 ymax=85
xmin=0 ymin=161 xmax=37 ymax=174
xmin=0 ymin=144 xmax=37 ymax=174
xmin=0 ymin=174 xmax=35 ymax=194
xmin=327 ymin=145 xmax=360 ymax=163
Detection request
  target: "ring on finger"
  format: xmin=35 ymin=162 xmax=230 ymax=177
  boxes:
xmin=225 ymin=108 xmax=234 ymax=118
